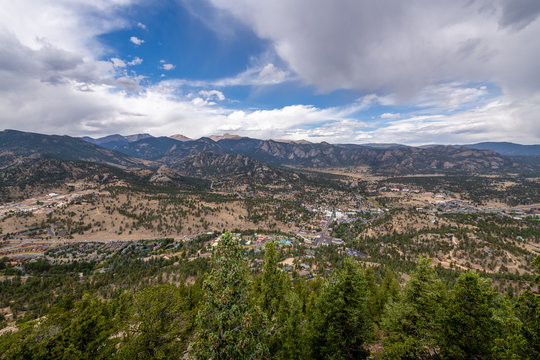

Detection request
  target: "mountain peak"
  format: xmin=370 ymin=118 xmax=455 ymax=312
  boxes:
xmin=170 ymin=134 xmax=193 ymax=142
xmin=271 ymin=139 xmax=312 ymax=144
xmin=82 ymin=133 xmax=153 ymax=146
xmin=125 ymin=133 xmax=153 ymax=142
xmin=209 ymin=133 xmax=244 ymax=141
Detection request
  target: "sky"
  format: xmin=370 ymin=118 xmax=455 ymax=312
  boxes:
xmin=0 ymin=0 xmax=539 ymax=145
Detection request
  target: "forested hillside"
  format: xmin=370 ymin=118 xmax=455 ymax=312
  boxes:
xmin=1 ymin=233 xmax=538 ymax=359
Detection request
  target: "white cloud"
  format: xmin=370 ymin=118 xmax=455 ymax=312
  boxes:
xmin=136 ymin=22 xmax=147 ymax=30
xmin=110 ymin=57 xmax=126 ymax=67
xmin=356 ymin=93 xmax=395 ymax=110
xmin=414 ymin=83 xmax=490 ymax=111
xmin=355 ymin=95 xmax=540 ymax=145
xmin=175 ymin=63 xmax=294 ymax=88
xmin=0 ymin=0 xmax=538 ymax=146
xmin=380 ymin=113 xmax=400 ymax=119
xmin=0 ymin=0 xmax=133 ymax=56
xmin=199 ymin=89 xmax=225 ymax=101
xmin=161 ymin=63 xmax=175 ymax=71
xmin=189 ymin=89 xmax=225 ymax=106
xmin=213 ymin=63 xmax=293 ymax=86
xmin=128 ymin=57 xmax=143 ymax=66
xmin=129 ymin=36 xmax=144 ymax=45
xmin=208 ymin=0 xmax=540 ymax=98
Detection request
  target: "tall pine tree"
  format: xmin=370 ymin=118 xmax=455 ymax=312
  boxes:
xmin=441 ymin=271 xmax=512 ymax=360
xmin=310 ymin=258 xmax=373 ymax=360
xmin=191 ymin=232 xmax=268 ymax=359
xmin=381 ymin=258 xmax=446 ymax=359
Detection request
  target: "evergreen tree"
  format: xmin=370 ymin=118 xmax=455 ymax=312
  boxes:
xmin=191 ymin=232 xmax=268 ymax=359
xmin=441 ymin=271 xmax=514 ymax=360
xmin=258 ymin=240 xmax=295 ymax=357
xmin=366 ymin=268 xmax=400 ymax=325
xmin=117 ymin=285 xmax=192 ymax=359
xmin=259 ymin=240 xmax=287 ymax=318
xmin=381 ymin=258 xmax=446 ymax=359
xmin=507 ymin=255 xmax=540 ymax=359
xmin=310 ymin=258 xmax=373 ymax=360
xmin=275 ymin=292 xmax=308 ymax=360
xmin=0 ymin=295 xmax=116 ymax=360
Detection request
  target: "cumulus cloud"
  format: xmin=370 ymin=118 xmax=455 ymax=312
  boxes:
xmin=110 ymin=57 xmax=126 ymax=67
xmin=381 ymin=113 xmax=400 ymax=119
xmin=207 ymin=0 xmax=540 ymax=98
xmin=128 ymin=57 xmax=143 ymax=65
xmin=199 ymin=90 xmax=225 ymax=101
xmin=360 ymin=96 xmax=540 ymax=145
xmin=0 ymin=0 xmax=538 ymax=145
xmin=213 ymin=63 xmax=293 ymax=86
xmin=129 ymin=36 xmax=144 ymax=45
xmin=136 ymin=22 xmax=147 ymax=30
xmin=160 ymin=62 xmax=175 ymax=70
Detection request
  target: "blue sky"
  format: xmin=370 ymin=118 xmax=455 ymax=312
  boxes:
xmin=1 ymin=0 xmax=539 ymax=144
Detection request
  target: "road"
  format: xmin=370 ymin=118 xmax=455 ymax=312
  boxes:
xmin=503 ymin=203 xmax=540 ymax=211
xmin=315 ymin=208 xmax=335 ymax=246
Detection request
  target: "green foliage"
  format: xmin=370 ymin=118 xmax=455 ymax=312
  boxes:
xmin=511 ymin=288 xmax=540 ymax=359
xmin=191 ymin=232 xmax=269 ymax=359
xmin=440 ymin=271 xmax=515 ymax=360
xmin=366 ymin=267 xmax=400 ymax=325
xmin=117 ymin=285 xmax=193 ymax=359
xmin=1 ymin=237 xmax=539 ymax=359
xmin=501 ymin=255 xmax=540 ymax=359
xmin=259 ymin=241 xmax=288 ymax=318
xmin=381 ymin=258 xmax=446 ymax=359
xmin=0 ymin=295 xmax=116 ymax=360
xmin=310 ymin=258 xmax=373 ymax=360
xmin=275 ymin=292 xmax=308 ymax=360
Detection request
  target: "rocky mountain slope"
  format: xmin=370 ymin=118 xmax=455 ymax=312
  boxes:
xmin=462 ymin=142 xmax=540 ymax=157
xmin=173 ymin=151 xmax=291 ymax=181
xmin=0 ymin=130 xmax=150 ymax=169
xmin=4 ymin=130 xmax=537 ymax=179
xmin=82 ymin=133 xmax=153 ymax=149
xmin=216 ymin=138 xmax=532 ymax=174
xmin=111 ymin=137 xmax=226 ymax=163
xmin=172 ymin=151 xmax=346 ymax=189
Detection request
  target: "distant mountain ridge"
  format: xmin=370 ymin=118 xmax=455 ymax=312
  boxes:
xmin=0 ymin=130 xmax=151 ymax=169
xmin=215 ymin=138 xmax=531 ymax=174
xmin=111 ymin=137 xmax=226 ymax=164
xmin=420 ymin=142 xmax=540 ymax=157
xmin=170 ymin=134 xmax=193 ymax=142
xmin=82 ymin=133 xmax=154 ymax=149
xmin=172 ymin=151 xmax=295 ymax=186
xmin=461 ymin=142 xmax=540 ymax=157
xmin=2 ymin=130 xmax=538 ymax=179
xmin=209 ymin=133 xmax=245 ymax=142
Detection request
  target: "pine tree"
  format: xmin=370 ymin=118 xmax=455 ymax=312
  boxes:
xmin=118 ymin=285 xmax=191 ymax=359
xmin=441 ymin=271 xmax=511 ymax=359
xmin=508 ymin=255 xmax=540 ymax=359
xmin=381 ymin=257 xmax=446 ymax=359
xmin=191 ymin=232 xmax=268 ymax=359
xmin=259 ymin=240 xmax=287 ymax=318
xmin=310 ymin=258 xmax=373 ymax=360
xmin=275 ymin=292 xmax=308 ymax=360
xmin=258 ymin=240 xmax=295 ymax=357
xmin=366 ymin=268 xmax=400 ymax=325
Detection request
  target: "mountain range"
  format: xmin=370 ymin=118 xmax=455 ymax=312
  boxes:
xmin=0 ymin=129 xmax=538 ymax=192
xmin=459 ymin=142 xmax=540 ymax=157
xmin=0 ymin=130 xmax=151 ymax=169
xmin=83 ymin=132 xmax=540 ymax=158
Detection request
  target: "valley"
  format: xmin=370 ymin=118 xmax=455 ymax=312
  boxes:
xmin=0 ymin=130 xmax=538 ymax=358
